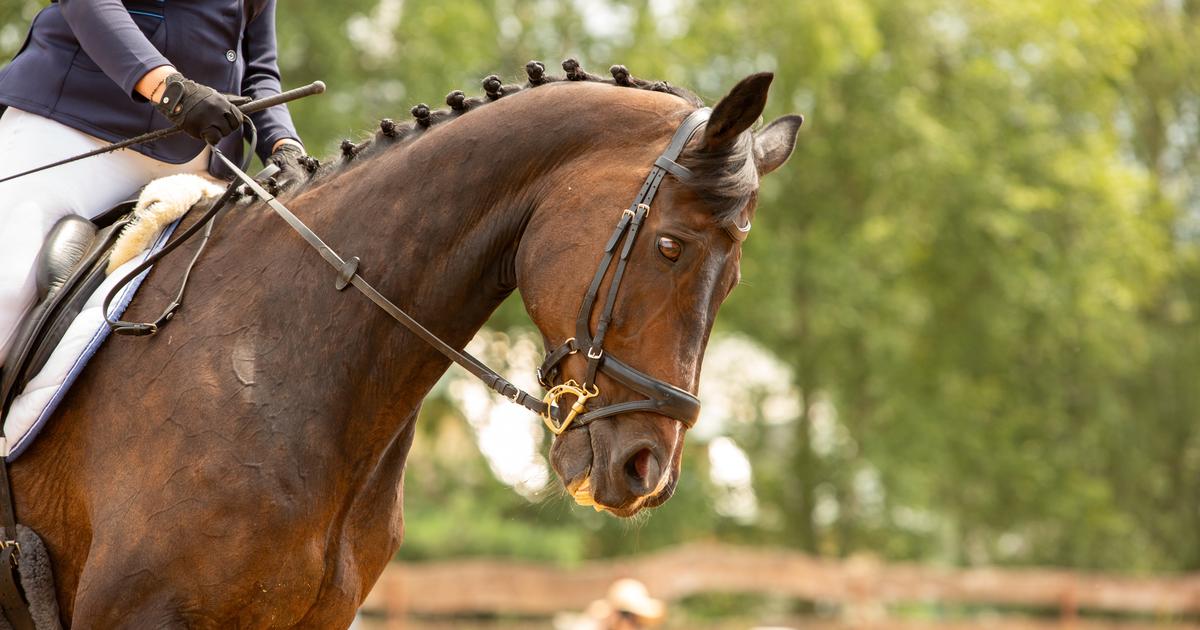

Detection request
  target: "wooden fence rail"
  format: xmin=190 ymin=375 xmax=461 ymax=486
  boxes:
xmin=361 ymin=542 xmax=1200 ymax=621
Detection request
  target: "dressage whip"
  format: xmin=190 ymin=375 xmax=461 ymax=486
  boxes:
xmin=0 ymin=80 xmax=326 ymax=185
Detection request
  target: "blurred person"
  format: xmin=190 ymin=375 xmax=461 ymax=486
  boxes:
xmin=0 ymin=0 xmax=308 ymax=359
xmin=554 ymin=578 xmax=666 ymax=630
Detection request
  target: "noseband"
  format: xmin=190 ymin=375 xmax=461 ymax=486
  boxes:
xmin=116 ymin=106 xmax=740 ymax=436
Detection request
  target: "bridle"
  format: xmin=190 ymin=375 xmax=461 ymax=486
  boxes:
xmin=106 ymin=106 xmax=748 ymax=436
xmin=534 ymin=107 xmax=718 ymax=434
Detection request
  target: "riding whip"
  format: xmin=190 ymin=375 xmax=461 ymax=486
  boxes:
xmin=0 ymin=80 xmax=326 ymax=185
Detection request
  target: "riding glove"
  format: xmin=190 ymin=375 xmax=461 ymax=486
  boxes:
xmin=154 ymin=73 xmax=244 ymax=145
xmin=263 ymin=142 xmax=311 ymax=193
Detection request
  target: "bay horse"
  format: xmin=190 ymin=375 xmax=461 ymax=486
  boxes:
xmin=10 ymin=61 xmax=801 ymax=626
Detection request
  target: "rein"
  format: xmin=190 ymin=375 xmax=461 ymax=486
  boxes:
xmin=107 ymin=107 xmax=727 ymax=433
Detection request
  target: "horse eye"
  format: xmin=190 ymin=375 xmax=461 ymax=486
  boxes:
xmin=657 ymin=236 xmax=682 ymax=261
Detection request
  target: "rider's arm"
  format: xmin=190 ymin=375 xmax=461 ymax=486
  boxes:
xmin=57 ymin=0 xmax=172 ymax=102
xmin=241 ymin=0 xmax=303 ymax=161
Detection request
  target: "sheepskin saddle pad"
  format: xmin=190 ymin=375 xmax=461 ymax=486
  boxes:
xmin=0 ymin=174 xmax=223 ymax=461
xmin=0 ymin=525 xmax=61 ymax=630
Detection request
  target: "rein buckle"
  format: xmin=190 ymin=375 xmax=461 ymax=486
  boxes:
xmin=541 ymin=380 xmax=599 ymax=435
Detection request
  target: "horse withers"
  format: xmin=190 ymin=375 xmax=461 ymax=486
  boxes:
xmin=12 ymin=62 xmax=801 ymax=625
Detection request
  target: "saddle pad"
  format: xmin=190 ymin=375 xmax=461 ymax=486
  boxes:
xmin=1 ymin=221 xmax=179 ymax=461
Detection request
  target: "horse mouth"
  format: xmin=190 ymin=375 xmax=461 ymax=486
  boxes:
xmin=566 ymin=476 xmax=606 ymax=512
xmin=566 ymin=471 xmax=670 ymax=518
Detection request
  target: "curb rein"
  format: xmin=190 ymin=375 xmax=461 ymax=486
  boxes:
xmin=106 ymin=108 xmax=727 ymax=435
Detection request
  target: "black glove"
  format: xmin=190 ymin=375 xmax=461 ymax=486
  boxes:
xmin=263 ymin=142 xmax=312 ymax=193
xmin=154 ymin=73 xmax=244 ymax=144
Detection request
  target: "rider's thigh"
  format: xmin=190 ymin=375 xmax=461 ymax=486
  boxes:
xmin=0 ymin=107 xmax=209 ymax=221
xmin=0 ymin=201 xmax=43 ymax=357
xmin=0 ymin=107 xmax=209 ymax=355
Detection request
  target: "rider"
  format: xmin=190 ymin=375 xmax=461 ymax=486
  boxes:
xmin=0 ymin=0 xmax=309 ymax=359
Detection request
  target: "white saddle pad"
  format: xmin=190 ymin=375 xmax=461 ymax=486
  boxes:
xmin=0 ymin=223 xmax=177 ymax=460
xmin=2 ymin=173 xmax=222 ymax=460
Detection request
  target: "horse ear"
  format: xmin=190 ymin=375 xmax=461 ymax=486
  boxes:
xmin=703 ymin=72 xmax=774 ymax=150
xmin=753 ymin=114 xmax=803 ymax=176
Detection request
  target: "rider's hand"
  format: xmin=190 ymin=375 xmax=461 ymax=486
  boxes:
xmin=154 ymin=73 xmax=244 ymax=145
xmin=263 ymin=140 xmax=310 ymax=193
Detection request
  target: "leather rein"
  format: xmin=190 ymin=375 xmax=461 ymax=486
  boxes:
xmin=108 ymin=107 xmax=736 ymax=435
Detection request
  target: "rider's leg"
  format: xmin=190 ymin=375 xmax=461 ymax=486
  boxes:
xmin=0 ymin=107 xmax=210 ymax=358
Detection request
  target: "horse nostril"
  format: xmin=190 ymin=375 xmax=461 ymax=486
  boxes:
xmin=623 ymin=447 xmax=661 ymax=497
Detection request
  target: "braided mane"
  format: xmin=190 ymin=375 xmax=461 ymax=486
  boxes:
xmin=287 ymin=59 xmax=753 ymax=224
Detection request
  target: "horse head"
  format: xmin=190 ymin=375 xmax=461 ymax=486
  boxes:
xmin=516 ymin=73 xmax=802 ymax=517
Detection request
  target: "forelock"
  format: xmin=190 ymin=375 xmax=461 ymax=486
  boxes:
xmin=677 ymin=131 xmax=758 ymax=225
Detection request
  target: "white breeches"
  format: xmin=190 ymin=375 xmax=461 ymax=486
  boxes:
xmin=0 ymin=107 xmax=209 ymax=358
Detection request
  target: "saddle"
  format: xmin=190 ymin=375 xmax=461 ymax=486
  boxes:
xmin=0 ymin=201 xmax=135 ymax=420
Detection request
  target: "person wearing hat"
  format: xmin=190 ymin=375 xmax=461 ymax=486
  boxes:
xmin=592 ymin=578 xmax=666 ymax=629
xmin=554 ymin=578 xmax=667 ymax=630
xmin=0 ymin=0 xmax=307 ymax=359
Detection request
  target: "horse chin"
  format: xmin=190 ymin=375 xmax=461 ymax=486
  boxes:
xmin=566 ymin=473 xmax=674 ymax=517
xmin=562 ymin=476 xmax=627 ymax=516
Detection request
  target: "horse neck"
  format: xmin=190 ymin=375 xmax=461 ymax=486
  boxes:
xmin=237 ymin=84 xmax=685 ymax=457
xmin=250 ymin=104 xmax=566 ymax=447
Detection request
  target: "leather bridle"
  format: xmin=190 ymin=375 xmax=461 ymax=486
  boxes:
xmin=533 ymin=107 xmax=716 ymax=434
xmin=108 ymin=106 xmax=747 ymax=436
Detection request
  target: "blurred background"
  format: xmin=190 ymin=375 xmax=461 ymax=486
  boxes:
xmin=4 ymin=0 xmax=1199 ymax=627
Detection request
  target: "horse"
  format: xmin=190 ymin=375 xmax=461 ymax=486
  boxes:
xmin=10 ymin=61 xmax=801 ymax=626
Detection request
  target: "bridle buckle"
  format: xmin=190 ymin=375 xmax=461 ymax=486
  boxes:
xmin=541 ymin=380 xmax=599 ymax=435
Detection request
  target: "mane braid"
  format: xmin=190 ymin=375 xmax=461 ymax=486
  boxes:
xmin=278 ymin=59 xmax=745 ymax=218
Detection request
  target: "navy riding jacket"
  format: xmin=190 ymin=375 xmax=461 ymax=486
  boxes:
xmin=0 ymin=0 xmax=299 ymax=176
